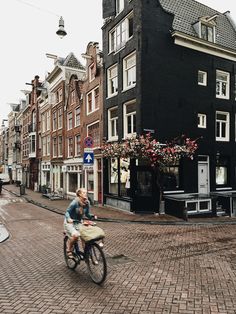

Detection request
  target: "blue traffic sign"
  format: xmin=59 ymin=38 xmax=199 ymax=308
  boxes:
xmin=83 ymin=152 xmax=94 ymax=164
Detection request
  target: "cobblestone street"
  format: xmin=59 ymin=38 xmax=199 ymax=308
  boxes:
xmin=0 ymin=191 xmax=236 ymax=313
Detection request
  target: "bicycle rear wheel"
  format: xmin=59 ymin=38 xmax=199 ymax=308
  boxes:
xmin=63 ymin=236 xmax=78 ymax=270
xmin=85 ymin=242 xmax=107 ymax=285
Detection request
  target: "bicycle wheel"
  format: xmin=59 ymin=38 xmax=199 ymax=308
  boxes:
xmin=85 ymin=242 xmax=107 ymax=285
xmin=63 ymin=236 xmax=78 ymax=270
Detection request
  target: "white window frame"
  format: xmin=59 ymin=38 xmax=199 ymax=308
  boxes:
xmin=216 ymin=70 xmax=230 ymax=99
xmin=123 ymin=100 xmax=136 ymax=138
xmin=198 ymin=71 xmax=207 ymax=86
xmin=75 ymin=107 xmax=81 ymax=127
xmin=108 ymin=12 xmax=133 ymax=53
xmin=200 ymin=23 xmax=215 ymax=43
xmin=75 ymin=134 xmax=81 ymax=156
xmin=89 ymin=63 xmax=95 ymax=82
xmin=67 ymin=112 xmax=73 ymax=130
xmin=107 ymin=64 xmax=118 ymax=98
xmin=216 ymin=111 xmax=229 ymax=142
xmin=198 ymin=113 xmax=207 ymax=128
xmin=87 ymin=120 xmax=100 ymax=148
xmin=108 ymin=107 xmax=118 ymax=141
xmin=116 ymin=0 xmax=124 ymax=15
xmin=86 ymin=86 xmax=100 ymax=115
xmin=123 ymin=51 xmax=136 ymax=90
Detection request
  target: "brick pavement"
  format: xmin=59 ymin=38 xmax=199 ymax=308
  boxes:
xmin=2 ymin=184 xmax=236 ymax=225
xmin=0 ymin=195 xmax=235 ymax=313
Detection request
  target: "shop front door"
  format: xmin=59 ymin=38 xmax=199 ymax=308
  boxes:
xmin=133 ymin=166 xmax=159 ymax=213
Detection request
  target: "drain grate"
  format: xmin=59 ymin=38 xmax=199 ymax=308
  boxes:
xmin=106 ymin=254 xmax=134 ymax=266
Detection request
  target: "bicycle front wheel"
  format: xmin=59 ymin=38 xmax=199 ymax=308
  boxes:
xmin=85 ymin=242 xmax=107 ymax=285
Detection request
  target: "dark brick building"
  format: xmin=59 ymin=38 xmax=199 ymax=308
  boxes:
xmin=102 ymin=0 xmax=236 ymax=216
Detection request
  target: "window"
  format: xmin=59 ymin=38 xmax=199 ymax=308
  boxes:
xmin=58 ymin=136 xmax=62 ymax=157
xmin=94 ymin=88 xmax=99 ymax=110
xmin=68 ymin=138 xmax=73 ymax=157
xmin=75 ymin=134 xmax=81 ymax=156
xmin=216 ymin=156 xmax=228 ymax=186
xmin=87 ymin=121 xmax=100 ymax=147
xmin=89 ymin=63 xmax=96 ymax=82
xmin=116 ymin=0 xmax=124 ymax=15
xmin=201 ymin=24 xmax=214 ymax=42
xmin=198 ymin=71 xmax=207 ymax=86
xmin=198 ymin=113 xmax=207 ymax=128
xmin=86 ymin=87 xmax=100 ymax=114
xmin=216 ymin=166 xmax=227 ymax=185
xmin=56 ymin=88 xmax=63 ymax=103
xmin=109 ymin=12 xmax=134 ymax=53
xmin=216 ymin=70 xmax=230 ymax=99
xmin=123 ymin=51 xmax=136 ymax=90
xmin=107 ymin=64 xmax=118 ymax=97
xmin=123 ymin=100 xmax=136 ymax=137
xmin=87 ymin=171 xmax=94 ymax=192
xmin=75 ymin=107 xmax=81 ymax=127
xmin=46 ymin=111 xmax=50 ymax=131
xmin=29 ymin=134 xmax=36 ymax=153
xmin=52 ymin=111 xmax=57 ymax=131
xmin=67 ymin=112 xmax=73 ymax=130
xmin=58 ymin=108 xmax=62 ymax=129
xmin=42 ymin=137 xmax=46 ymax=156
xmin=162 ymin=165 xmax=179 ymax=191
xmin=42 ymin=113 xmax=46 ymax=133
xmin=216 ymin=111 xmax=229 ymax=141
xmin=53 ymin=138 xmax=57 ymax=157
xmin=108 ymin=107 xmax=118 ymax=141
xmin=71 ymin=90 xmax=76 ymax=105
xmin=47 ymin=136 xmax=50 ymax=156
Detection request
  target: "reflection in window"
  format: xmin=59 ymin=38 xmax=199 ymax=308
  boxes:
xmin=120 ymin=158 xmax=130 ymax=197
xmin=162 ymin=166 xmax=179 ymax=190
xmin=216 ymin=166 xmax=227 ymax=185
xmin=68 ymin=173 xmax=77 ymax=193
xmin=109 ymin=158 xmax=118 ymax=194
xmin=137 ymin=171 xmax=152 ymax=196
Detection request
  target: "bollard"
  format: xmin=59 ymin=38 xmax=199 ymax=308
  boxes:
xmin=183 ymin=207 xmax=188 ymax=221
xmin=20 ymin=184 xmax=25 ymax=195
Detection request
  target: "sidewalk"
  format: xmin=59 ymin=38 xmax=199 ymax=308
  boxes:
xmin=3 ymin=184 xmax=236 ymax=224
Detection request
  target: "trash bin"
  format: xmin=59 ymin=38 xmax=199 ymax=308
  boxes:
xmin=20 ymin=184 xmax=25 ymax=195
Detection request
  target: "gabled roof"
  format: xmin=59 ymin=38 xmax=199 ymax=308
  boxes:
xmin=159 ymin=0 xmax=236 ymax=50
xmin=61 ymin=52 xmax=85 ymax=70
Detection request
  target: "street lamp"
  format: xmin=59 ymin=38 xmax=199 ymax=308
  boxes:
xmin=56 ymin=16 xmax=67 ymax=39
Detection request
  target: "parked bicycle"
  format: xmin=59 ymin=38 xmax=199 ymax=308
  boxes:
xmin=63 ymin=220 xmax=107 ymax=285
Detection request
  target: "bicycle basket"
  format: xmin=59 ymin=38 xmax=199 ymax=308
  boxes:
xmin=80 ymin=225 xmax=105 ymax=242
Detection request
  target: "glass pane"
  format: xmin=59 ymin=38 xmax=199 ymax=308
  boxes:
xmin=216 ymin=166 xmax=227 ymax=185
xmin=120 ymin=158 xmax=130 ymax=196
xmin=109 ymin=158 xmax=118 ymax=194
xmin=137 ymin=171 xmax=152 ymax=196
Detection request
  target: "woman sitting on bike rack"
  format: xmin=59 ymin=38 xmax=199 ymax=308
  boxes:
xmin=64 ymin=188 xmax=96 ymax=258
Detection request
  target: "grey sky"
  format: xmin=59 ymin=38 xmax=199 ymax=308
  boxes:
xmin=1 ymin=0 xmax=236 ymax=123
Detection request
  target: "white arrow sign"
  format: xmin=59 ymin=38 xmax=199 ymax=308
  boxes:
xmin=85 ymin=154 xmax=93 ymax=163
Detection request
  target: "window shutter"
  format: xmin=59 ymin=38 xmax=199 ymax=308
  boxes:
xmin=103 ymin=0 xmax=115 ymax=19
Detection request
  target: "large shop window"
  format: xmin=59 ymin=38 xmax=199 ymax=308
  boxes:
xmin=68 ymin=173 xmax=78 ymax=193
xmin=109 ymin=158 xmax=130 ymax=197
xmin=162 ymin=165 xmax=179 ymax=191
xmin=87 ymin=171 xmax=94 ymax=192
xmin=216 ymin=157 xmax=228 ymax=186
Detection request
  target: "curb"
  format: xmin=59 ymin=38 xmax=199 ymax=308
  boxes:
xmin=4 ymin=188 xmax=236 ymax=226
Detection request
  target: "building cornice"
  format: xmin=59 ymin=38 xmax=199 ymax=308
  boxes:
xmin=171 ymin=31 xmax=236 ymax=62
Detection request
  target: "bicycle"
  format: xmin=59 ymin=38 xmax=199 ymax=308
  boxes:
xmin=63 ymin=220 xmax=107 ymax=285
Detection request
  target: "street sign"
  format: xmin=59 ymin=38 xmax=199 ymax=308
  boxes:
xmin=84 ymin=136 xmax=94 ymax=148
xmin=83 ymin=151 xmax=94 ymax=165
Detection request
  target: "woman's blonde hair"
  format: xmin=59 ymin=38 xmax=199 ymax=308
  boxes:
xmin=76 ymin=188 xmax=87 ymax=197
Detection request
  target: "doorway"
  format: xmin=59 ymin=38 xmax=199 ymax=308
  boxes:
xmin=198 ymin=156 xmax=209 ymax=194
